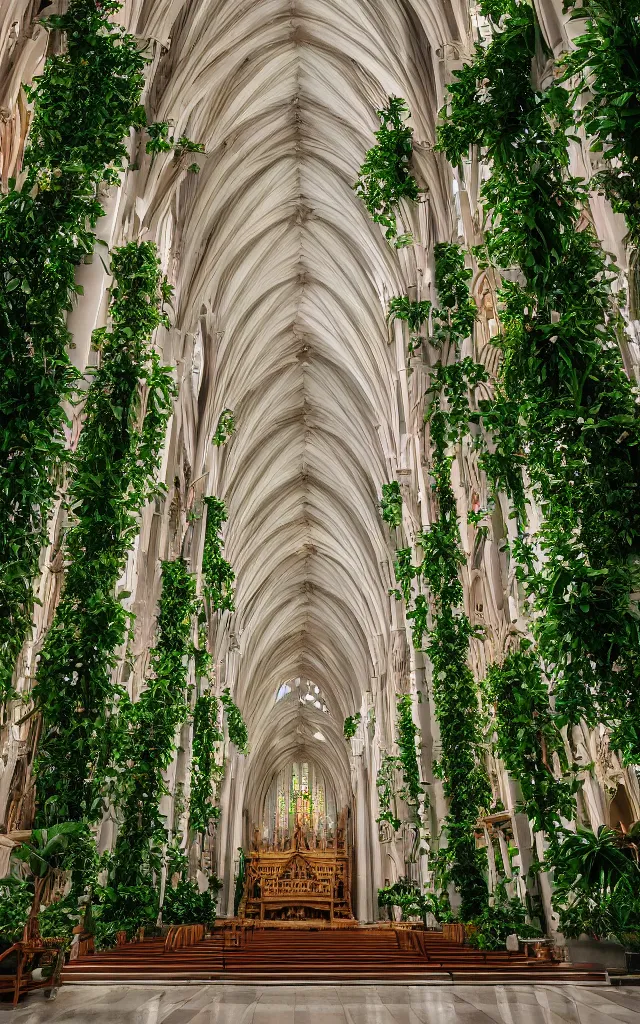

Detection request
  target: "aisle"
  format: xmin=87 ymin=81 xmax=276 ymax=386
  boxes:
xmin=6 ymin=982 xmax=640 ymax=1023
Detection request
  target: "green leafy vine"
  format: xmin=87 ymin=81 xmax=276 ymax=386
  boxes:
xmin=202 ymin=497 xmax=235 ymax=613
xmin=189 ymin=693 xmax=224 ymax=837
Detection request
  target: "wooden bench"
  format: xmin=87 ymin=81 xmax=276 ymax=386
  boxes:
xmin=164 ymin=924 xmax=205 ymax=952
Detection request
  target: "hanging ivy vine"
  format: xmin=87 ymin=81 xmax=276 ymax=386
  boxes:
xmin=437 ymin=0 xmax=640 ymax=762
xmin=220 ymin=687 xmax=248 ymax=754
xmin=32 ymin=242 xmax=174 ymax=825
xmin=343 ymin=712 xmax=362 ymax=740
xmin=212 ymin=409 xmax=235 ymax=447
xmin=0 ymin=0 xmax=151 ymax=703
xmin=202 ymin=497 xmax=235 ymax=613
xmin=483 ymin=642 xmax=579 ymax=843
xmin=379 ymin=482 xmax=403 ymax=529
xmin=376 ymin=754 xmax=402 ymax=832
xmin=111 ymin=559 xmax=197 ymax=888
xmin=189 ymin=692 xmax=224 ymax=837
xmin=354 ymin=97 xmax=419 ymax=247
xmin=396 ymin=694 xmax=426 ymax=824
xmin=388 ymin=297 xmax=431 ymax=354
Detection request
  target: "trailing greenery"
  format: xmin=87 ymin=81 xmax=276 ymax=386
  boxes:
xmin=92 ymin=883 xmax=158 ymax=948
xmin=32 ymin=242 xmax=174 ymax=825
xmin=212 ymin=409 xmax=235 ymax=447
xmin=388 ymin=297 xmax=431 ymax=354
xmin=111 ymin=559 xmax=197 ymax=889
xmin=343 ymin=712 xmax=362 ymax=740
xmin=202 ymin=497 xmax=235 ymax=613
xmin=0 ymin=0 xmax=151 ymax=703
xmin=438 ymin=0 xmax=640 ymax=762
xmin=379 ymin=482 xmax=403 ymax=529
xmin=189 ymin=692 xmax=223 ymax=836
xmin=221 ymin=687 xmax=248 ymax=754
xmin=415 ymin=247 xmax=490 ymax=919
xmin=396 ymin=694 xmax=425 ymax=822
xmin=562 ymin=0 xmax=640 ymax=250
xmin=483 ymin=643 xmax=579 ymax=840
xmin=376 ymin=754 xmax=402 ymax=832
xmin=354 ymin=97 xmax=419 ymax=247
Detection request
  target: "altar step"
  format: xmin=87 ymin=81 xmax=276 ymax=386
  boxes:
xmin=63 ymin=928 xmax=608 ymax=985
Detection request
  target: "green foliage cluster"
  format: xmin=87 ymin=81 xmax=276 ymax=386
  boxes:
xmin=111 ymin=559 xmax=197 ymax=889
xmin=93 ymin=883 xmax=158 ymax=948
xmin=0 ymin=879 xmax=32 ymax=942
xmin=202 ymin=497 xmax=235 ymax=613
xmin=163 ymin=878 xmax=221 ymax=926
xmin=483 ymin=643 xmax=579 ymax=839
xmin=395 ymin=694 xmax=425 ymax=822
xmin=212 ymin=409 xmax=236 ymax=447
xmin=379 ymin=482 xmax=403 ymax=529
xmin=144 ymin=121 xmax=204 ymax=171
xmin=467 ymin=880 xmax=541 ymax=951
xmin=189 ymin=693 xmax=223 ymax=836
xmin=431 ymin=243 xmax=478 ymax=348
xmin=343 ymin=712 xmax=362 ymax=740
xmin=0 ymin=0 xmax=149 ymax=702
xmin=438 ymin=1 xmax=640 ymax=762
xmin=388 ymin=297 xmax=431 ymax=354
xmin=562 ymin=0 xmax=640 ymax=248
xmin=33 ymin=242 xmax=175 ymax=825
xmin=221 ymin=687 xmax=248 ymax=753
xmin=354 ymin=97 xmax=419 ymax=247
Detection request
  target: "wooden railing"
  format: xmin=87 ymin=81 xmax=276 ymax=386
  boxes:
xmin=164 ymin=924 xmax=205 ymax=952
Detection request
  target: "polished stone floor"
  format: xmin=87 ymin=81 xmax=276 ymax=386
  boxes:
xmin=2 ymin=984 xmax=640 ymax=1023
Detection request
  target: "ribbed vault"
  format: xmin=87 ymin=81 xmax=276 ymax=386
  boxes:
xmin=133 ymin=0 xmax=462 ymax=826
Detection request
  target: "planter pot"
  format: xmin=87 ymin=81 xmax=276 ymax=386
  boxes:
xmin=566 ymin=937 xmax=626 ymax=972
xmin=626 ymin=951 xmax=640 ymax=974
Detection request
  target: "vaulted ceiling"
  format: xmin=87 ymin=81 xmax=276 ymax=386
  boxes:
xmin=131 ymin=0 xmax=465 ymax=816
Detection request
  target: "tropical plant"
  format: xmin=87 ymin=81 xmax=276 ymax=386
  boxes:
xmin=11 ymin=822 xmax=89 ymax=933
xmin=354 ymin=97 xmax=419 ymax=246
xmin=92 ymin=883 xmax=159 ymax=949
xmin=38 ymin=896 xmax=79 ymax=946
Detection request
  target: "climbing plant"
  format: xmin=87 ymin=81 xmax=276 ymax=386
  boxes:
xmin=388 ymin=297 xmax=431 ymax=354
xmin=343 ymin=712 xmax=362 ymax=740
xmin=396 ymin=694 xmax=425 ymax=823
xmin=483 ymin=643 xmax=580 ymax=842
xmin=0 ymin=0 xmax=150 ymax=703
xmin=220 ymin=687 xmax=248 ymax=754
xmin=212 ymin=409 xmax=235 ymax=447
xmin=111 ymin=559 xmax=197 ymax=888
xmin=438 ymin=0 xmax=640 ymax=762
xmin=202 ymin=497 xmax=235 ymax=613
xmin=379 ymin=482 xmax=403 ymax=528
xmin=189 ymin=692 xmax=224 ymax=837
xmin=32 ymin=242 xmax=175 ymax=826
xmin=354 ymin=97 xmax=419 ymax=247
xmin=376 ymin=755 xmax=402 ymax=833
xmin=562 ymin=0 xmax=640 ymax=251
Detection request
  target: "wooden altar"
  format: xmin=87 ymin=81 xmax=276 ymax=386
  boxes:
xmin=240 ymin=815 xmax=353 ymax=923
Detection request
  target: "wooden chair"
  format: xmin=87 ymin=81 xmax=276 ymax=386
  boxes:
xmin=0 ymin=940 xmax=65 ymax=1005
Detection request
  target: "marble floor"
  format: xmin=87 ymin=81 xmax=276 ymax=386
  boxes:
xmin=1 ymin=984 xmax=640 ymax=1024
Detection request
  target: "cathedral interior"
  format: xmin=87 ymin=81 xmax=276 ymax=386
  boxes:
xmin=2 ymin=0 xmax=640 ymax=1014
